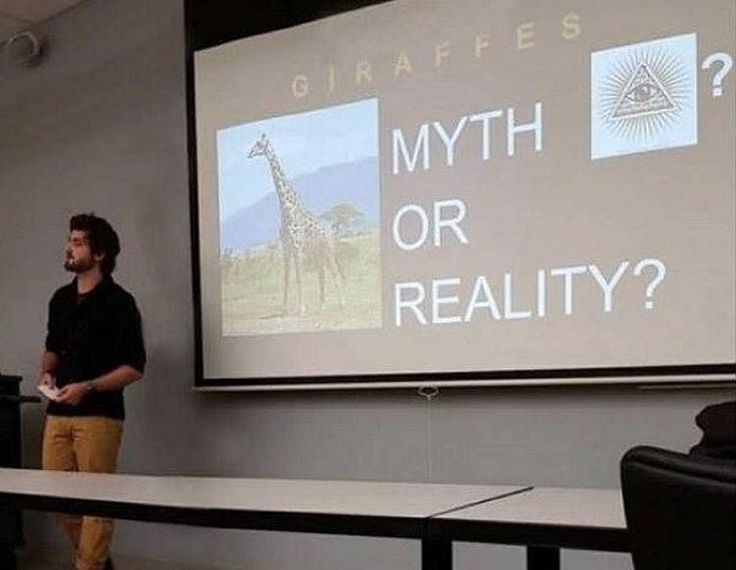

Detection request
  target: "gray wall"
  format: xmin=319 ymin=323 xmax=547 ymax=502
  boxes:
xmin=0 ymin=1 xmax=732 ymax=569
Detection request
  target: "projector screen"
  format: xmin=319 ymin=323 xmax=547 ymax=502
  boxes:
xmin=189 ymin=0 xmax=735 ymax=388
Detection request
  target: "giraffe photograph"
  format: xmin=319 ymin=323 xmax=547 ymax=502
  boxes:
xmin=217 ymin=98 xmax=381 ymax=336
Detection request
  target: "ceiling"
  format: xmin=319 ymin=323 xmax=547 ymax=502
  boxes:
xmin=0 ymin=0 xmax=87 ymax=43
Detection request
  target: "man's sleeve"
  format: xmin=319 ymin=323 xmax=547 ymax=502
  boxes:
xmin=114 ymin=296 xmax=147 ymax=374
xmin=44 ymin=294 xmax=62 ymax=355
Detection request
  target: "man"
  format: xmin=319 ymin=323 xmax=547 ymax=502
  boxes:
xmin=38 ymin=213 xmax=145 ymax=570
xmin=690 ymin=400 xmax=736 ymax=460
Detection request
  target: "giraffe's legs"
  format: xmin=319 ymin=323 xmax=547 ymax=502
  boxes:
xmin=294 ymin=252 xmax=306 ymax=316
xmin=326 ymin=248 xmax=346 ymax=309
xmin=318 ymin=265 xmax=326 ymax=310
xmin=314 ymin=243 xmax=342 ymax=311
xmin=282 ymin=247 xmax=291 ymax=312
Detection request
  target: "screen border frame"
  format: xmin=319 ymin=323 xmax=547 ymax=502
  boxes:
xmin=184 ymin=0 xmax=736 ymax=390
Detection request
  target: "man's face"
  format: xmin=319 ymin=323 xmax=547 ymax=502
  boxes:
xmin=64 ymin=230 xmax=99 ymax=273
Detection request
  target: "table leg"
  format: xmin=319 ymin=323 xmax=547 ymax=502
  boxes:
xmin=527 ymin=546 xmax=560 ymax=570
xmin=421 ymin=537 xmax=452 ymax=570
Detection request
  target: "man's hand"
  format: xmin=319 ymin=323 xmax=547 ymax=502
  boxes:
xmin=38 ymin=372 xmax=55 ymax=388
xmin=56 ymin=382 xmax=89 ymax=406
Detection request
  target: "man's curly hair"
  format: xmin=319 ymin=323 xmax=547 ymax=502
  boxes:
xmin=69 ymin=213 xmax=121 ymax=275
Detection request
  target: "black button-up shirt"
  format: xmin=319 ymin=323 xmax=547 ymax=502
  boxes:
xmin=45 ymin=276 xmax=146 ymax=420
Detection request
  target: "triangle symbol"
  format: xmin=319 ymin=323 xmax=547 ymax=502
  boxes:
xmin=612 ymin=63 xmax=675 ymax=119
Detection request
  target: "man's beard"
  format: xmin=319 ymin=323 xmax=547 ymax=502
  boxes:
xmin=64 ymin=256 xmax=95 ymax=273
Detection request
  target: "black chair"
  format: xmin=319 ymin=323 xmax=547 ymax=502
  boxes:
xmin=620 ymin=445 xmax=736 ymax=570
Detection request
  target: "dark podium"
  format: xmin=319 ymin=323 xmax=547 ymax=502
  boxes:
xmin=0 ymin=374 xmax=39 ymax=570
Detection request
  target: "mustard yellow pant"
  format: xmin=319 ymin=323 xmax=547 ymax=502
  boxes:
xmin=42 ymin=415 xmax=123 ymax=570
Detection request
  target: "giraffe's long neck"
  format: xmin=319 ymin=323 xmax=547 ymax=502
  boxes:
xmin=264 ymin=146 xmax=301 ymax=217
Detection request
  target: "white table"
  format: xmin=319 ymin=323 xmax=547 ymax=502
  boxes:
xmin=1 ymin=470 xmax=631 ymax=570
xmin=428 ymin=487 xmax=630 ymax=570
xmin=0 ymin=468 xmax=527 ymax=569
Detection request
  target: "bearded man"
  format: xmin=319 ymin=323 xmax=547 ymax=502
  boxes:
xmin=38 ymin=213 xmax=145 ymax=570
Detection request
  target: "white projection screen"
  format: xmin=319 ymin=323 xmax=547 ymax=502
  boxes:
xmin=188 ymin=0 xmax=736 ymax=389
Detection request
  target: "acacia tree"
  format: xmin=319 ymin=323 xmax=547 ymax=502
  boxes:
xmin=320 ymin=203 xmax=365 ymax=238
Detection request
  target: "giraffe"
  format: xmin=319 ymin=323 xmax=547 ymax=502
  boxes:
xmin=248 ymin=133 xmax=345 ymax=315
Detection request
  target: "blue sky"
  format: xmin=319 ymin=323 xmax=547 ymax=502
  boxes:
xmin=217 ymin=98 xmax=379 ymax=219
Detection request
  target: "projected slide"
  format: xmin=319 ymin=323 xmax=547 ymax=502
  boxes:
xmin=192 ymin=0 xmax=735 ymax=385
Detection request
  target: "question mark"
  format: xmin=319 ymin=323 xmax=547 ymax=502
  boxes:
xmin=702 ymin=52 xmax=733 ymax=97
xmin=634 ymin=259 xmax=666 ymax=310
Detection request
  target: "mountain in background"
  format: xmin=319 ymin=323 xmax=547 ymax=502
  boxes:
xmin=221 ymin=156 xmax=379 ymax=251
